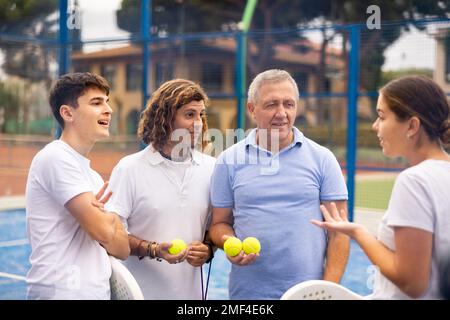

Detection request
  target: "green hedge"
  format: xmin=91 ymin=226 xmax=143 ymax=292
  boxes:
xmin=4 ymin=118 xmax=54 ymax=135
xmin=29 ymin=118 xmax=54 ymax=135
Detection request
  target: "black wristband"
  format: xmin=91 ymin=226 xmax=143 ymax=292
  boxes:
xmin=204 ymin=241 xmax=214 ymax=264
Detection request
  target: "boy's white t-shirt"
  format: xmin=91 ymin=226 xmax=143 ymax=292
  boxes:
xmin=26 ymin=140 xmax=111 ymax=300
xmin=106 ymin=146 xmax=216 ymax=299
xmin=371 ymin=159 xmax=450 ymax=299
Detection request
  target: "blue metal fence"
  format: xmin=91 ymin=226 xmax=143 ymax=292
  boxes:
xmin=346 ymin=25 xmax=360 ymax=221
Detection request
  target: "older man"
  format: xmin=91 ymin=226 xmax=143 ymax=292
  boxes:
xmin=209 ymin=69 xmax=349 ymax=299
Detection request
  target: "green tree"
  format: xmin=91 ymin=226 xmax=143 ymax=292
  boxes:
xmin=0 ymin=0 xmax=83 ymax=80
xmin=0 ymin=0 xmax=57 ymax=81
xmin=0 ymin=81 xmax=22 ymax=133
xmin=117 ymin=0 xmax=208 ymax=35
xmin=381 ymin=68 xmax=433 ymax=86
xmin=331 ymin=0 xmax=448 ymax=92
xmin=0 ymin=0 xmax=57 ymax=133
xmin=0 ymin=0 xmax=82 ymax=133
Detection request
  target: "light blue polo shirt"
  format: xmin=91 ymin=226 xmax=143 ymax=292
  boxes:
xmin=210 ymin=127 xmax=348 ymax=300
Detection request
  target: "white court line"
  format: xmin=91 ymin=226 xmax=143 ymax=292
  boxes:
xmin=0 ymin=196 xmax=26 ymax=211
xmin=0 ymin=272 xmax=26 ymax=281
xmin=0 ymin=239 xmax=29 ymax=247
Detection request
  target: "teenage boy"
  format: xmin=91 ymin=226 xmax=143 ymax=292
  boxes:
xmin=25 ymin=72 xmax=130 ymax=299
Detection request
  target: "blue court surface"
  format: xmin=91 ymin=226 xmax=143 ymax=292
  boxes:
xmin=0 ymin=209 xmax=373 ymax=300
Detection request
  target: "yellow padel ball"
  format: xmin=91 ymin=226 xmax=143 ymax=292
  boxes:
xmin=223 ymin=237 xmax=242 ymax=257
xmin=242 ymin=237 xmax=261 ymax=255
xmin=168 ymin=239 xmax=187 ymax=255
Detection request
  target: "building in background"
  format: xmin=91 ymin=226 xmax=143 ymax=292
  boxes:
xmin=433 ymin=26 xmax=450 ymax=91
xmin=71 ymin=37 xmax=348 ymax=134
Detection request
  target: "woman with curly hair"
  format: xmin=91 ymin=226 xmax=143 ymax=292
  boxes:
xmin=106 ymin=79 xmax=216 ymax=299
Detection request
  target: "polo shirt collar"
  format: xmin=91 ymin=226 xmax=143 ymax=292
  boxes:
xmin=191 ymin=149 xmax=202 ymax=165
xmin=291 ymin=126 xmax=304 ymax=147
xmin=244 ymin=129 xmax=258 ymax=148
xmin=244 ymin=127 xmax=304 ymax=150
xmin=145 ymin=145 xmax=164 ymax=165
xmin=145 ymin=144 xmax=201 ymax=165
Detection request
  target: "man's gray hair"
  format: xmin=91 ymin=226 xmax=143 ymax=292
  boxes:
xmin=247 ymin=69 xmax=299 ymax=103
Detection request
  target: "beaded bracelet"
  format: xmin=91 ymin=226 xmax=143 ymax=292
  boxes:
xmin=148 ymin=241 xmax=162 ymax=262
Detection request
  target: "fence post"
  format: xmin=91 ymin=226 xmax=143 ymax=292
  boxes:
xmin=141 ymin=0 xmax=151 ymax=108
xmin=235 ymin=0 xmax=257 ymax=137
xmin=235 ymin=31 xmax=246 ymax=139
xmin=346 ymin=25 xmax=360 ymax=222
xmin=58 ymin=0 xmax=69 ymax=76
xmin=55 ymin=0 xmax=69 ymax=138
xmin=139 ymin=0 xmax=151 ymax=149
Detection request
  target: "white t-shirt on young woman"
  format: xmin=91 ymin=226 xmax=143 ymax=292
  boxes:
xmin=371 ymin=159 xmax=450 ymax=299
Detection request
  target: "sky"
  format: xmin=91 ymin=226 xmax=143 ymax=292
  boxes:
xmin=77 ymin=0 xmax=129 ymax=41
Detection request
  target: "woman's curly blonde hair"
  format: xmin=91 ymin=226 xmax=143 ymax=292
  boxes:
xmin=138 ymin=79 xmax=210 ymax=151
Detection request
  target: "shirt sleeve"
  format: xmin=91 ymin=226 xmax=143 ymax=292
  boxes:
xmin=105 ymin=163 xmax=134 ymax=220
xmin=385 ymin=171 xmax=434 ymax=233
xmin=210 ymin=154 xmax=234 ymax=208
xmin=204 ymin=206 xmax=212 ymax=231
xmin=40 ymin=154 xmax=93 ymax=207
xmin=319 ymin=149 xmax=348 ymax=201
